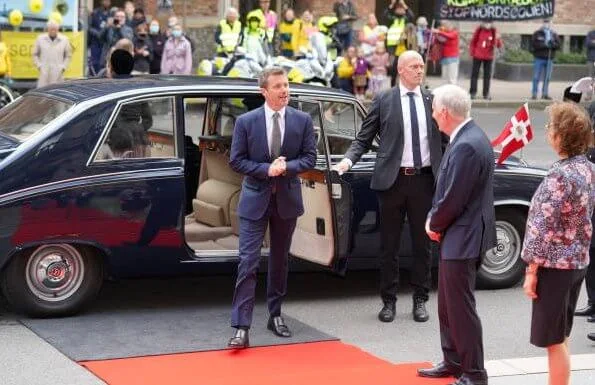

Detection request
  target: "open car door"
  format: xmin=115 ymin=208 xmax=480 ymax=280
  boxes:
xmin=288 ymin=99 xmax=353 ymax=274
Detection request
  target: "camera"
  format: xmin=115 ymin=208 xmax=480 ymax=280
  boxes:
xmin=114 ymin=18 xmax=120 ymax=25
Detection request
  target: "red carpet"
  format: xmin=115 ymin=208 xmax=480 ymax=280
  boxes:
xmin=81 ymin=341 xmax=454 ymax=385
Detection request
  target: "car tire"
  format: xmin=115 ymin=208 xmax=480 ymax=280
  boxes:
xmin=1 ymin=244 xmax=104 ymax=317
xmin=477 ymin=209 xmax=526 ymax=289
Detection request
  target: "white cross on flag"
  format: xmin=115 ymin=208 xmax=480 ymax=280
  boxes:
xmin=491 ymin=103 xmax=533 ymax=165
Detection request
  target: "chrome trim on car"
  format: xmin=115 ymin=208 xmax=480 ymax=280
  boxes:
xmin=0 ymin=167 xmax=183 ymax=205
xmin=494 ymin=199 xmax=531 ymax=208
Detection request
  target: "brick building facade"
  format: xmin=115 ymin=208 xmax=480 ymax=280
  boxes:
xmin=86 ymin=0 xmax=595 ymax=65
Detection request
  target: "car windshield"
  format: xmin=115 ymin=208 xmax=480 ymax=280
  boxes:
xmin=0 ymin=95 xmax=74 ymax=143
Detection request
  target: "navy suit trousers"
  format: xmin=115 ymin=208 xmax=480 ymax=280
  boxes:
xmin=231 ymin=197 xmax=297 ymax=328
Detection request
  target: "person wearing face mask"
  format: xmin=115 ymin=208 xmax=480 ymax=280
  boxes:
xmin=469 ymin=20 xmax=502 ymax=100
xmin=161 ymin=24 xmax=192 ymax=75
xmin=215 ymin=7 xmax=242 ymax=57
xmin=149 ymin=20 xmax=166 ymax=74
xmin=132 ymin=23 xmax=153 ymax=75
xmin=530 ymin=18 xmax=561 ymax=100
xmin=167 ymin=15 xmax=196 ymax=54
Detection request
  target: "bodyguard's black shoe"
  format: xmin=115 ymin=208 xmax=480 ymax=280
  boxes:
xmin=267 ymin=316 xmax=292 ymax=337
xmin=575 ymin=303 xmax=595 ymax=316
xmin=588 ymin=314 xmax=595 ymax=323
xmin=378 ymin=302 xmax=396 ymax=322
xmin=449 ymin=374 xmax=487 ymax=385
xmin=413 ymin=298 xmax=429 ymax=322
xmin=588 ymin=333 xmax=595 ymax=341
xmin=417 ymin=361 xmax=461 ymax=378
xmin=228 ymin=328 xmax=249 ymax=349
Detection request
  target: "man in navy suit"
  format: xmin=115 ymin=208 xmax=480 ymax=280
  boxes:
xmin=227 ymin=67 xmax=317 ymax=348
xmin=418 ymin=84 xmax=496 ymax=385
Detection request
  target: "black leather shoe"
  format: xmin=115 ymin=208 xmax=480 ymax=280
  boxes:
xmin=378 ymin=302 xmax=396 ymax=322
xmin=588 ymin=314 xmax=595 ymax=323
xmin=449 ymin=374 xmax=487 ymax=385
xmin=267 ymin=316 xmax=292 ymax=337
xmin=417 ymin=362 xmax=461 ymax=378
xmin=413 ymin=298 xmax=429 ymax=322
xmin=228 ymin=328 xmax=249 ymax=349
xmin=575 ymin=303 xmax=595 ymax=316
xmin=588 ymin=333 xmax=595 ymax=341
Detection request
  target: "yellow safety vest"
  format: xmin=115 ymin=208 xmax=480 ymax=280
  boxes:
xmin=317 ymin=16 xmax=338 ymax=34
xmin=386 ymin=18 xmax=406 ymax=47
xmin=278 ymin=20 xmax=297 ymax=53
xmin=218 ymin=20 xmax=242 ymax=54
xmin=246 ymin=8 xmax=276 ymax=43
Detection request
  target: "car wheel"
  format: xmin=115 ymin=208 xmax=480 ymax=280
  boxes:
xmin=1 ymin=244 xmax=104 ymax=317
xmin=477 ymin=209 xmax=526 ymax=289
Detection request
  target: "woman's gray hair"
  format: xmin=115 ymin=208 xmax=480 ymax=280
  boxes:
xmin=258 ymin=66 xmax=287 ymax=88
xmin=432 ymin=84 xmax=472 ymax=119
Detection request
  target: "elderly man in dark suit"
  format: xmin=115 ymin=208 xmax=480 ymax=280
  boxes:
xmin=334 ymin=50 xmax=447 ymax=323
xmin=227 ymin=67 xmax=317 ymax=349
xmin=418 ymin=84 xmax=496 ymax=385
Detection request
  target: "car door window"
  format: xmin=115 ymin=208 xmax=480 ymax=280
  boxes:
xmin=321 ymin=101 xmax=356 ymax=164
xmin=94 ymin=97 xmax=176 ymax=162
xmin=183 ymin=97 xmax=207 ymax=145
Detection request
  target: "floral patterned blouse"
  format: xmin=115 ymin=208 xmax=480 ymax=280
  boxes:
xmin=521 ymin=155 xmax=595 ymax=269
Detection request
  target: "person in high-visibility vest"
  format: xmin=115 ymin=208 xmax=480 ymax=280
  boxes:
xmin=384 ymin=0 xmax=414 ymax=86
xmin=278 ymin=8 xmax=298 ymax=58
xmin=246 ymin=0 xmax=277 ymax=48
xmin=215 ymin=7 xmax=243 ymax=57
xmin=318 ymin=15 xmax=339 ymax=60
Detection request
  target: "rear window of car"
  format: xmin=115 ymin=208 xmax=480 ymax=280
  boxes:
xmin=0 ymin=95 xmax=74 ymax=142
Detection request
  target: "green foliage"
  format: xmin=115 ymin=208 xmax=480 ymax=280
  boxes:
xmin=502 ymin=49 xmax=587 ymax=64
xmin=554 ymin=52 xmax=587 ymax=64
xmin=502 ymin=49 xmax=533 ymax=63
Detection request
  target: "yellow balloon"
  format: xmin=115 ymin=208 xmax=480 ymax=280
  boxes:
xmin=49 ymin=10 xmax=62 ymax=25
xmin=29 ymin=0 xmax=44 ymax=14
xmin=9 ymin=10 xmax=23 ymax=27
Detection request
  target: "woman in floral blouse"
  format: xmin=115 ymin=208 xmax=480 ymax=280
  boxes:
xmin=522 ymin=102 xmax=595 ymax=385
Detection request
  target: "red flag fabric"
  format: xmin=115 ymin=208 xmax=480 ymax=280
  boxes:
xmin=491 ymin=103 xmax=533 ymax=165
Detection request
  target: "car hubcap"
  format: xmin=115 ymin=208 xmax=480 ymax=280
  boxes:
xmin=482 ymin=221 xmax=521 ymax=276
xmin=25 ymin=244 xmax=85 ymax=302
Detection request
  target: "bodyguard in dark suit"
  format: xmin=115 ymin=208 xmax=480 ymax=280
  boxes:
xmin=419 ymin=84 xmax=496 ymax=385
xmin=334 ymin=50 xmax=446 ymax=323
xmin=227 ymin=67 xmax=317 ymax=348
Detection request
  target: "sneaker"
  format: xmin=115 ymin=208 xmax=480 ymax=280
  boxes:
xmin=483 ymin=95 xmax=492 ymax=100
xmin=531 ymin=95 xmax=537 ymax=100
xmin=542 ymin=95 xmax=552 ymax=100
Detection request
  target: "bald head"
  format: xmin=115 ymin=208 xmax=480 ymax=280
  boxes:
xmin=397 ymin=50 xmax=425 ymax=89
xmin=47 ymin=20 xmax=59 ymax=38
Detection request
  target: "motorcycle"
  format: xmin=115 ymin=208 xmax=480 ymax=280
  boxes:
xmin=275 ymin=32 xmax=335 ymax=86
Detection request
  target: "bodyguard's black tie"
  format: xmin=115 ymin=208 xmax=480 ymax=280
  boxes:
xmin=407 ymin=92 xmax=422 ymax=168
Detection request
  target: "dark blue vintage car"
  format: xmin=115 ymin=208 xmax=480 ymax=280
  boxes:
xmin=0 ymin=76 xmax=546 ymax=317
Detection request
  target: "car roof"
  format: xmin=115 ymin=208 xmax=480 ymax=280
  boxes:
xmin=27 ymin=75 xmax=353 ymax=103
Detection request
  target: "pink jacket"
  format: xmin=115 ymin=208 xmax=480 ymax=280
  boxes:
xmin=160 ymin=36 xmax=192 ymax=75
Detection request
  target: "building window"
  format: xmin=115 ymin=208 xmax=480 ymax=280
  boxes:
xmin=569 ymin=36 xmax=586 ymax=53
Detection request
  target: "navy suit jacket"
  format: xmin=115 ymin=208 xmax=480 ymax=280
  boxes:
xmin=229 ymin=105 xmax=317 ymax=220
xmin=428 ymin=120 xmax=497 ymax=260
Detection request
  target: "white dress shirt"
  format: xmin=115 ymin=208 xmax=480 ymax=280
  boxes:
xmin=449 ymin=117 xmax=472 ymax=143
xmin=399 ymin=83 xmax=431 ymax=168
xmin=264 ymin=103 xmax=286 ymax=157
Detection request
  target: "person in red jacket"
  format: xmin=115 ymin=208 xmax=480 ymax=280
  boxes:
xmin=469 ymin=21 xmax=502 ymax=100
xmin=433 ymin=21 xmax=460 ymax=85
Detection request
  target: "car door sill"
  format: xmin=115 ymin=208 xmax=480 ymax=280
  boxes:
xmin=183 ymin=249 xmax=271 ymax=263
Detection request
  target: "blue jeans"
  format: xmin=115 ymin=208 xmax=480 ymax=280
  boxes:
xmin=532 ymin=58 xmax=553 ymax=97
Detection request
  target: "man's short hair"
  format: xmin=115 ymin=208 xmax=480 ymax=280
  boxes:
xmin=432 ymin=84 xmax=472 ymax=119
xmin=110 ymin=49 xmax=134 ymax=75
xmin=258 ymin=66 xmax=287 ymax=88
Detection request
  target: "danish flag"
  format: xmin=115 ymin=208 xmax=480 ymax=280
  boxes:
xmin=491 ymin=103 xmax=533 ymax=165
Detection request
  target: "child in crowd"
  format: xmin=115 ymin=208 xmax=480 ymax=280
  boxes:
xmin=367 ymin=42 xmax=390 ymax=97
xmin=353 ymin=46 xmax=370 ymax=100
